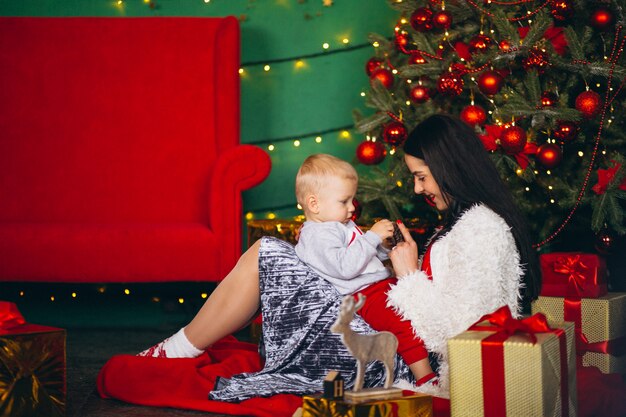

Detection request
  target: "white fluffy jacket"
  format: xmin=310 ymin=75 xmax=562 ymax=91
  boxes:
xmin=387 ymin=204 xmax=524 ymax=398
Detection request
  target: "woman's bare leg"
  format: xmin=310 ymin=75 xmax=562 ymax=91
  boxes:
xmin=138 ymin=239 xmax=262 ymax=357
xmin=184 ymin=239 xmax=262 ymax=349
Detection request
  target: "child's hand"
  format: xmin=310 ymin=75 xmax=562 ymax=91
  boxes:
xmin=369 ymin=219 xmax=394 ymax=241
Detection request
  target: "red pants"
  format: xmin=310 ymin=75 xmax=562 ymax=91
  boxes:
xmin=356 ymin=278 xmax=428 ymax=365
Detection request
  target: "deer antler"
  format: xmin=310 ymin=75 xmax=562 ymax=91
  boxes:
xmin=354 ymin=293 xmax=366 ymax=311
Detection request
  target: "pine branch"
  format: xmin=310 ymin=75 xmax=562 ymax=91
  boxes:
xmin=520 ymin=11 xmax=551 ymax=49
xmin=369 ymin=80 xmax=396 ymax=113
xmin=354 ymin=112 xmax=389 ymax=134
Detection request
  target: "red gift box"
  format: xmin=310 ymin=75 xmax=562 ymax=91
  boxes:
xmin=0 ymin=301 xmax=66 ymax=417
xmin=540 ymin=252 xmax=607 ymax=298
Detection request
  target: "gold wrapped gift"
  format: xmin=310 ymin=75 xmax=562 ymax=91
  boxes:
xmin=448 ymin=310 xmax=576 ymax=417
xmin=302 ymin=392 xmax=432 ymax=417
xmin=532 ymin=292 xmax=626 ymax=374
xmin=0 ymin=324 xmax=66 ymax=417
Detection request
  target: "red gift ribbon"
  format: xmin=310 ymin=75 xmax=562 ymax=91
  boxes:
xmin=0 ymin=301 xmax=26 ymax=329
xmin=469 ymin=306 xmax=569 ymax=417
xmin=553 ymin=254 xmax=589 ymax=297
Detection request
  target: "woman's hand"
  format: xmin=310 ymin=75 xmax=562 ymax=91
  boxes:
xmin=388 ymin=221 xmax=419 ymax=277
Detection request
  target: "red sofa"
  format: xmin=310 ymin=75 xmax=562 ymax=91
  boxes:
xmin=0 ymin=17 xmax=271 ymax=283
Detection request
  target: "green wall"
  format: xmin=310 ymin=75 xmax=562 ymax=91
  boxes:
xmin=0 ymin=0 xmax=397 ymax=220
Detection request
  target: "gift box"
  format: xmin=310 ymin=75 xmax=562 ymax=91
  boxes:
xmin=247 ymin=217 xmax=305 ymax=246
xmin=448 ymin=306 xmax=576 ymax=417
xmin=301 ymin=392 xmax=432 ymax=417
xmin=0 ymin=302 xmax=66 ymax=417
xmin=540 ymin=252 xmax=607 ymax=298
xmin=532 ymin=293 xmax=626 ymax=374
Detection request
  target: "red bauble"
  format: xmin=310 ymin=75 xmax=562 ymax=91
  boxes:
xmin=477 ymin=70 xmax=504 ymax=95
xmin=432 ymin=10 xmax=453 ymax=29
xmin=591 ymin=7 xmax=615 ymax=31
xmin=365 ymin=57 xmax=383 ymax=76
xmin=537 ymin=143 xmax=562 ymax=168
xmin=469 ymin=34 xmax=493 ymax=53
xmin=408 ymin=52 xmax=427 ymax=65
xmin=356 ymin=140 xmax=386 ymax=165
xmin=382 ymin=121 xmax=408 ymax=146
xmin=499 ymin=40 xmax=512 ymax=52
xmin=522 ymin=49 xmax=550 ymax=73
xmin=550 ymin=0 xmax=575 ymax=21
xmin=370 ymin=68 xmax=394 ymax=89
xmin=410 ymin=7 xmax=433 ymax=32
xmin=437 ymin=72 xmax=464 ymax=96
xmin=395 ymin=32 xmax=411 ymax=53
xmin=575 ymin=90 xmax=602 ymax=118
xmin=500 ymin=126 xmax=527 ymax=154
xmin=595 ymin=228 xmax=614 ymax=254
xmin=460 ymin=105 xmax=487 ymax=126
xmin=553 ymin=120 xmax=578 ymax=143
xmin=350 ymin=198 xmax=362 ymax=222
xmin=410 ymin=85 xmax=431 ymax=103
xmin=541 ymin=91 xmax=558 ymax=107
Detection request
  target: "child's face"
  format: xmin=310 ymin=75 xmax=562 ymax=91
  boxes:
xmin=404 ymin=154 xmax=448 ymax=211
xmin=312 ymin=176 xmax=357 ymax=224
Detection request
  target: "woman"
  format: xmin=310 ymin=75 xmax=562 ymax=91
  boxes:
xmin=98 ymin=114 xmax=539 ymax=405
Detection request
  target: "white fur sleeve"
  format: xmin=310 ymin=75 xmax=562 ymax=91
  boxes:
xmin=386 ymin=205 xmax=524 ymax=354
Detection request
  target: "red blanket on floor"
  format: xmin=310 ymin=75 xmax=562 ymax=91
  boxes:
xmin=97 ymin=336 xmax=626 ymax=417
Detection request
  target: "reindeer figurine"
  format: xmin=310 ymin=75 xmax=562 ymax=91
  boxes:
xmin=330 ymin=293 xmax=398 ymax=392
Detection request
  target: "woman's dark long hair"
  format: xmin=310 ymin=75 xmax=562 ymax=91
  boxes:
xmin=403 ymin=114 xmax=541 ymax=303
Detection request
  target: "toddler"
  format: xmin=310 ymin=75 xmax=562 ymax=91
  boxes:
xmin=294 ymin=153 xmax=435 ymax=386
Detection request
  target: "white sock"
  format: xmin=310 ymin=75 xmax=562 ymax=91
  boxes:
xmin=137 ymin=327 xmax=204 ymax=358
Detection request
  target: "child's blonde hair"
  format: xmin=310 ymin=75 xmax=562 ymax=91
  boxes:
xmin=295 ymin=154 xmax=358 ymax=206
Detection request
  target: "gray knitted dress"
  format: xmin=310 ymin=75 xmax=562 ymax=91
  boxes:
xmin=209 ymin=237 xmax=413 ymax=402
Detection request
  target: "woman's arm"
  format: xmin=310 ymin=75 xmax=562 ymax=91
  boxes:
xmin=387 ymin=206 xmax=524 ymax=353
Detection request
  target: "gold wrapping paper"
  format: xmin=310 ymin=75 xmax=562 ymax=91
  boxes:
xmin=448 ymin=321 xmax=576 ymax=417
xmin=0 ymin=326 xmax=66 ymax=417
xmin=532 ymin=293 xmax=626 ymax=374
xmin=302 ymin=393 xmax=432 ymax=417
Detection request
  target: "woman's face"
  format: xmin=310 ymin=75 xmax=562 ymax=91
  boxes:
xmin=404 ymin=154 xmax=448 ymax=211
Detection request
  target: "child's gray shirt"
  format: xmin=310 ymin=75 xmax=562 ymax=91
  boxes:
xmin=294 ymin=220 xmax=391 ymax=295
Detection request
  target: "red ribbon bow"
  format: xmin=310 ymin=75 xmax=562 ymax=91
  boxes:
xmin=469 ymin=306 xmax=569 ymax=417
xmin=0 ymin=301 xmax=26 ymax=329
xmin=472 ymin=305 xmax=552 ymax=343
xmin=553 ymin=255 xmax=589 ymax=297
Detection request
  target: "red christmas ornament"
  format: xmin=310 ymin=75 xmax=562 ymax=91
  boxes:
xmin=550 ymin=0 xmax=575 ymax=21
xmin=499 ymin=40 xmax=512 ymax=52
xmin=575 ymin=90 xmax=602 ymax=118
xmin=595 ymin=228 xmax=615 ymax=254
xmin=432 ymin=10 xmax=453 ymax=29
xmin=522 ymin=49 xmax=550 ymax=73
xmin=410 ymin=85 xmax=431 ymax=103
xmin=591 ymin=7 xmax=615 ymax=31
xmin=356 ymin=140 xmax=386 ymax=165
xmin=350 ymin=198 xmax=362 ymax=222
xmin=408 ymin=52 xmax=427 ymax=65
xmin=477 ymin=70 xmax=504 ymax=95
xmin=541 ymin=91 xmax=558 ymax=107
xmin=437 ymin=72 xmax=464 ymax=96
xmin=469 ymin=34 xmax=493 ymax=53
xmin=370 ymin=68 xmax=394 ymax=89
xmin=553 ymin=120 xmax=578 ymax=143
xmin=365 ymin=57 xmax=383 ymax=76
xmin=460 ymin=105 xmax=487 ymax=126
xmin=382 ymin=121 xmax=408 ymax=146
xmin=536 ymin=143 xmax=562 ymax=168
xmin=410 ymin=7 xmax=433 ymax=32
xmin=500 ymin=126 xmax=527 ymax=154
xmin=395 ymin=32 xmax=411 ymax=53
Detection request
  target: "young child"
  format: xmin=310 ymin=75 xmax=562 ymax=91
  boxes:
xmin=294 ymin=153 xmax=435 ymax=386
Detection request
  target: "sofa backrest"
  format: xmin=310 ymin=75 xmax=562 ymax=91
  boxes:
xmin=0 ymin=17 xmax=240 ymax=224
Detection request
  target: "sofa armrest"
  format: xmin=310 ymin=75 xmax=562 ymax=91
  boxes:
xmin=209 ymin=145 xmax=271 ymax=278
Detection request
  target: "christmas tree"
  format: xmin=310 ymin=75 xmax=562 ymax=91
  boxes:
xmin=353 ymin=0 xmax=626 ymax=251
